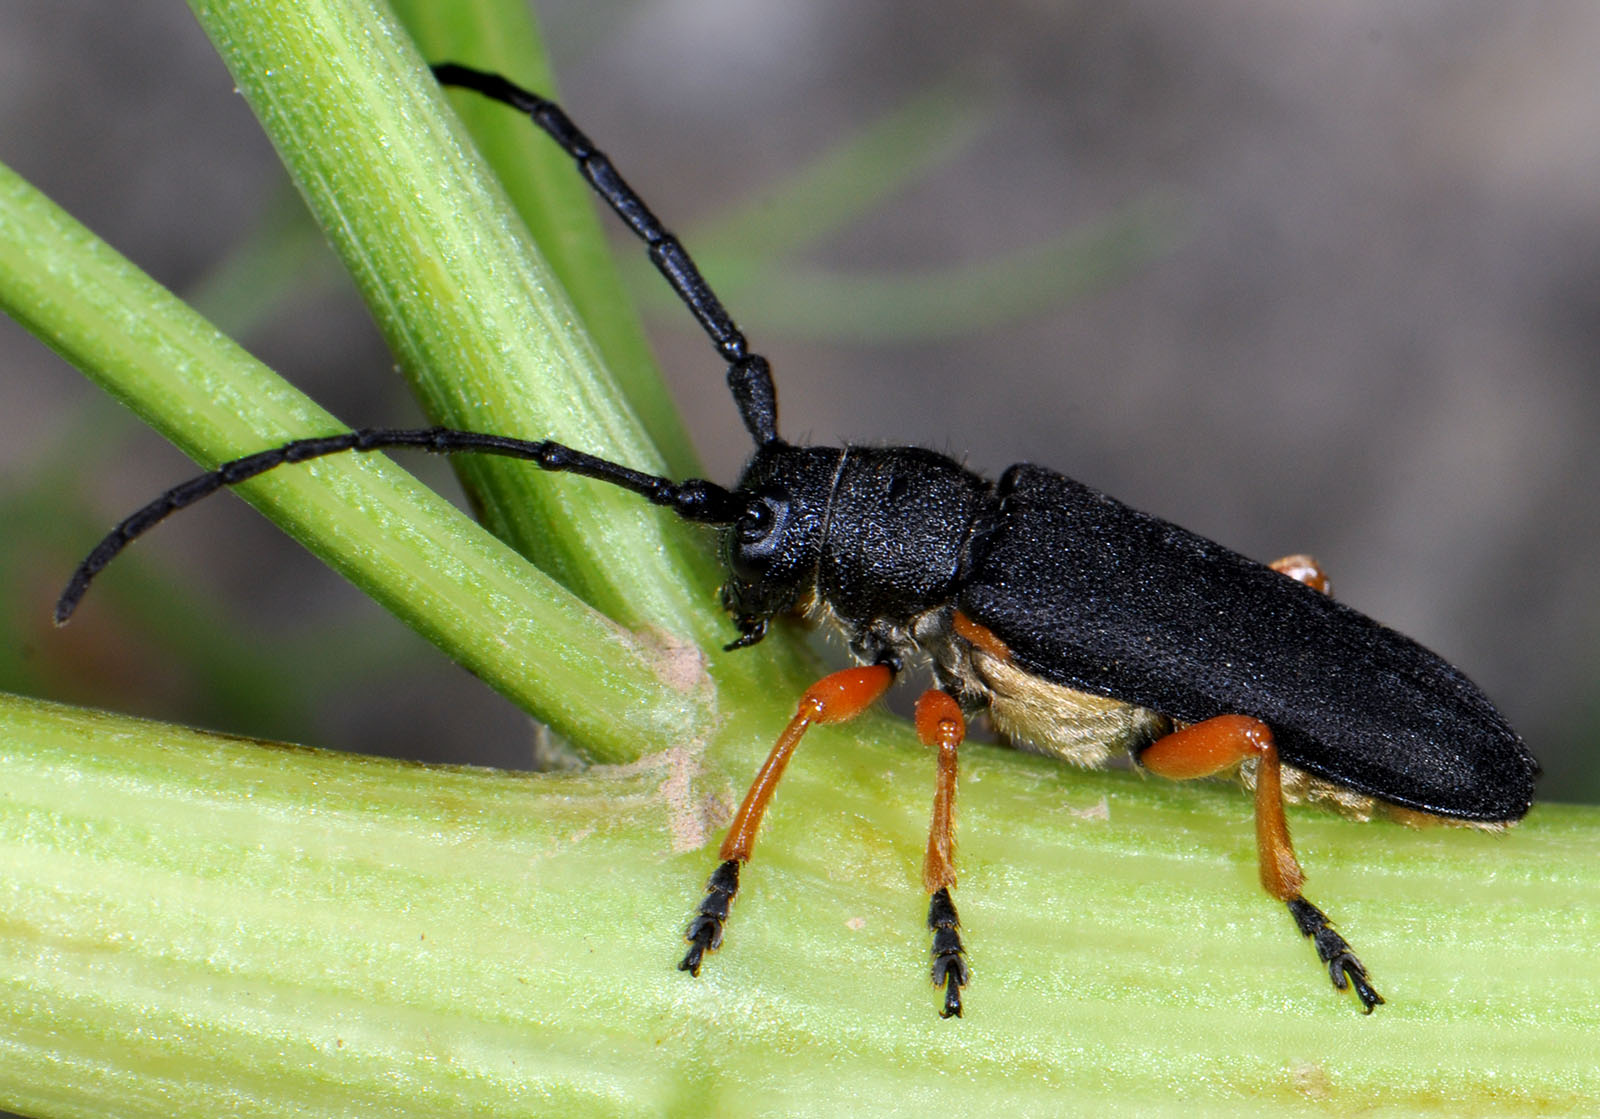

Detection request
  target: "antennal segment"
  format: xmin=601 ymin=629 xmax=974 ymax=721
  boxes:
xmin=55 ymin=427 xmax=742 ymax=625
xmin=432 ymin=63 xmax=781 ymax=448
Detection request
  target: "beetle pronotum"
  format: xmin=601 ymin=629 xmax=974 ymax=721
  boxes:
xmin=56 ymin=63 xmax=1537 ymax=1020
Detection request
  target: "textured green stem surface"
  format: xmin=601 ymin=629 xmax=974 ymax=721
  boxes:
xmin=0 ymin=693 xmax=1596 ymax=1117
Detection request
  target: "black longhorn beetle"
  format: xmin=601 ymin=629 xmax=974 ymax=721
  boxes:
xmin=56 ymin=63 xmax=1537 ymax=1020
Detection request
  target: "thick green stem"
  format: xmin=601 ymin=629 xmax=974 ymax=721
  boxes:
xmin=0 ymin=693 xmax=1596 ymax=1117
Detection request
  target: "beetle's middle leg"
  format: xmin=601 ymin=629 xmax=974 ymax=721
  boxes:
xmin=679 ymin=663 xmax=895 ymax=977
xmin=915 ymin=688 xmax=969 ymax=1018
xmin=1136 ymin=715 xmax=1383 ymax=1012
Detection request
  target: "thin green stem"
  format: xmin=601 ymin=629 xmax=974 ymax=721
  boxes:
xmin=188 ymin=0 xmax=718 ymax=638
xmin=0 ymin=157 xmax=701 ymax=759
xmin=388 ymin=0 xmax=701 ymax=478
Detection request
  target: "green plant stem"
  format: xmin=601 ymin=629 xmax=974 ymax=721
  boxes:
xmin=1 ymin=692 xmax=1597 ymax=1117
xmin=187 ymin=0 xmax=717 ymax=637
xmin=386 ymin=0 xmax=701 ymax=479
xmin=0 ymin=156 xmax=700 ymax=760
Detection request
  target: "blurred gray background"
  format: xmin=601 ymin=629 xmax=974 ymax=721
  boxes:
xmin=2 ymin=3 xmax=1597 ymax=796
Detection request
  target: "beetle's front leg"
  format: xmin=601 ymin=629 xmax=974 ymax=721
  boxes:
xmin=916 ymin=689 xmax=969 ymax=1018
xmin=679 ymin=663 xmax=895 ymax=977
xmin=1137 ymin=715 xmax=1383 ymax=1012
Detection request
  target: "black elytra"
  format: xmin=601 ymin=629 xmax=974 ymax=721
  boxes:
xmin=964 ymin=466 xmax=1530 ymax=821
xmin=57 ymin=63 xmax=1536 ymax=1019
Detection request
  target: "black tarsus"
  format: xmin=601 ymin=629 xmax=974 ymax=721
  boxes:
xmin=432 ymin=62 xmax=782 ymax=449
xmin=679 ymin=858 xmax=741 ymax=976
xmin=54 ymin=427 xmax=742 ymax=625
xmin=927 ymin=886 xmax=969 ymax=1018
xmin=1287 ymin=897 xmax=1383 ymax=1013
xmin=722 ymin=618 xmax=767 ymax=653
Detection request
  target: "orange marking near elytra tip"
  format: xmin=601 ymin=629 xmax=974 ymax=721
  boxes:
xmin=1270 ymin=553 xmax=1333 ymax=597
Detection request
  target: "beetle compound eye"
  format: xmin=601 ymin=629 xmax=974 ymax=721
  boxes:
xmin=737 ymin=495 xmax=789 ymax=548
xmin=728 ymin=494 xmax=793 ymax=583
xmin=737 ymin=500 xmax=773 ymax=544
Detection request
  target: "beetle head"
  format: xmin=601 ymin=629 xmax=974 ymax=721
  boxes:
xmin=719 ymin=443 xmax=844 ymax=648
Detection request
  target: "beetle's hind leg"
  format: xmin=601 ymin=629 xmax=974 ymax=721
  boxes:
xmin=916 ymin=689 xmax=969 ymax=1018
xmin=1137 ymin=716 xmax=1383 ymax=1012
xmin=679 ymin=664 xmax=895 ymax=977
xmin=1267 ymin=553 xmax=1382 ymax=1005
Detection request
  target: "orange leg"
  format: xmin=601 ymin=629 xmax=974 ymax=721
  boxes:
xmin=1139 ymin=715 xmax=1382 ymax=1012
xmin=679 ymin=664 xmax=894 ymax=977
xmin=916 ymin=689 xmax=968 ymax=1018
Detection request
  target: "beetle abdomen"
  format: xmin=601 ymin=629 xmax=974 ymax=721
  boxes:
xmin=959 ymin=465 xmax=1536 ymax=821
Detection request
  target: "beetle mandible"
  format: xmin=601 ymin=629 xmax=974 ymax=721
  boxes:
xmin=56 ymin=63 xmax=1537 ymax=1020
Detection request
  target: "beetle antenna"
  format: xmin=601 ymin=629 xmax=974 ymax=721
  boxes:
xmin=54 ymin=426 xmax=742 ymax=625
xmin=432 ymin=63 xmax=782 ymax=450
